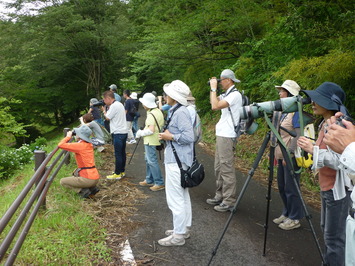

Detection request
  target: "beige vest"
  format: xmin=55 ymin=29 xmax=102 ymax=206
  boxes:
xmin=275 ymin=113 xmax=294 ymax=160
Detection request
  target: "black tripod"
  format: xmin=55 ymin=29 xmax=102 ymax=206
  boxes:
xmin=207 ymin=111 xmax=325 ymax=266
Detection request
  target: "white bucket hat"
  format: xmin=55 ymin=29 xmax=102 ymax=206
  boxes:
xmin=73 ymin=125 xmax=92 ymax=143
xmin=139 ymin=93 xmax=157 ymax=108
xmin=220 ymin=69 xmax=241 ymax=83
xmin=275 ymin=80 xmax=300 ymax=96
xmin=163 ymin=80 xmax=190 ymax=106
xmin=131 ymin=92 xmax=138 ymax=99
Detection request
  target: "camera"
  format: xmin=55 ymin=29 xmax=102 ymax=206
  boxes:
xmin=207 ymin=79 xmax=221 ymax=86
xmin=72 ymin=130 xmax=76 ymax=136
xmin=91 ymin=100 xmax=105 ymax=107
xmin=335 ymin=115 xmax=355 ymax=128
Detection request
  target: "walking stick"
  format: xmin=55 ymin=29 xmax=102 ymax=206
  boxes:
xmin=128 ymin=136 xmax=141 ymax=164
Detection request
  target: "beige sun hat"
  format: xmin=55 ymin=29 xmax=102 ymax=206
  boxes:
xmin=275 ymin=80 xmax=301 ymax=96
xmin=163 ymin=80 xmax=190 ymax=106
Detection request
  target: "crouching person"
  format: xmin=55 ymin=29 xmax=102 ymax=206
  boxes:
xmin=58 ymin=125 xmax=100 ymax=198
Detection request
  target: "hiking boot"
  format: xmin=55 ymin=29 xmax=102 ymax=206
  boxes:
xmin=139 ymin=180 xmax=154 ymax=187
xmin=106 ymin=172 xmax=125 ymax=180
xmin=206 ymin=198 xmax=222 ymax=205
xmin=278 ymin=218 xmax=300 ymax=230
xmin=89 ymin=186 xmax=100 ymax=196
xmin=165 ymin=230 xmax=190 ymax=239
xmin=214 ymin=203 xmax=232 ymax=212
xmin=78 ymin=188 xmax=91 ymax=198
xmin=150 ymin=185 xmax=165 ymax=191
xmin=158 ymin=235 xmax=185 ymax=246
xmin=273 ymin=214 xmax=288 ymax=225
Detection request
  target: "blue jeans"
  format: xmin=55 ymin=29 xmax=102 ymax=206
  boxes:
xmin=320 ymin=189 xmax=350 ymax=266
xmin=112 ymin=133 xmax=127 ymax=174
xmin=276 ymin=158 xmax=304 ymax=220
xmin=144 ymin=145 xmax=164 ymax=186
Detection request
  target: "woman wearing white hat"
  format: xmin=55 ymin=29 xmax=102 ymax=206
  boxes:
xmin=136 ymin=93 xmax=165 ymax=191
xmin=158 ymin=80 xmax=194 ymax=246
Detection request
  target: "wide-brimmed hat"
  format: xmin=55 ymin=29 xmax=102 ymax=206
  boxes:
xmin=73 ymin=125 xmax=92 ymax=143
xmin=275 ymin=80 xmax=300 ymax=96
xmin=302 ymin=82 xmax=348 ymax=114
xmin=90 ymin=98 xmax=99 ymax=105
xmin=131 ymin=92 xmax=138 ymax=99
xmin=163 ymin=80 xmax=190 ymax=106
xmin=139 ymin=93 xmax=157 ymax=108
xmin=187 ymin=92 xmax=195 ymax=101
xmin=220 ymin=69 xmax=241 ymax=83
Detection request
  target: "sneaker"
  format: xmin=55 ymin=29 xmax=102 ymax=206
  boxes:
xmin=273 ymin=214 xmax=288 ymax=225
xmin=106 ymin=172 xmax=125 ymax=180
xmin=139 ymin=180 xmax=154 ymax=187
xmin=206 ymin=198 xmax=222 ymax=205
xmin=278 ymin=218 xmax=301 ymax=230
xmin=127 ymin=139 xmax=137 ymax=144
xmin=214 ymin=203 xmax=232 ymax=212
xmin=165 ymin=230 xmax=190 ymax=239
xmin=97 ymin=146 xmax=105 ymax=152
xmin=158 ymin=234 xmax=185 ymax=246
xmin=150 ymin=185 xmax=165 ymax=191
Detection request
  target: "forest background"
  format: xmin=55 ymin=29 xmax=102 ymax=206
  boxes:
xmin=0 ymin=0 xmax=354 ymax=178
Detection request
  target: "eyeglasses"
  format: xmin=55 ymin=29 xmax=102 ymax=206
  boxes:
xmin=220 ymin=78 xmax=229 ymax=81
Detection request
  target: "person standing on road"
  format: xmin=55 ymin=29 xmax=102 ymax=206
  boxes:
xmin=136 ymin=93 xmax=165 ymax=192
xmin=158 ymin=80 xmax=194 ymax=246
xmin=297 ymin=82 xmax=351 ymax=266
xmin=88 ymin=98 xmax=103 ymax=126
xmin=273 ymin=80 xmax=304 ymax=230
xmin=206 ymin=69 xmax=242 ymax=212
xmin=58 ymin=125 xmax=100 ymax=198
xmin=109 ymin=84 xmax=122 ymax=102
xmin=102 ymin=90 xmax=128 ymax=180
xmin=131 ymin=92 xmax=140 ymax=137
xmin=123 ymin=89 xmax=137 ymax=145
xmin=323 ymin=113 xmax=355 ymax=266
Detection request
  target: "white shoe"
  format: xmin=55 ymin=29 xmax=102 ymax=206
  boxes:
xmin=158 ymin=235 xmax=185 ymax=246
xmin=127 ymin=139 xmax=136 ymax=144
xmin=273 ymin=214 xmax=287 ymax=225
xmin=165 ymin=230 xmax=190 ymax=239
xmin=278 ymin=218 xmax=301 ymax=230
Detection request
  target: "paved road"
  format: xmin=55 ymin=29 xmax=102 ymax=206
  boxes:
xmin=124 ymin=112 xmax=324 ymax=266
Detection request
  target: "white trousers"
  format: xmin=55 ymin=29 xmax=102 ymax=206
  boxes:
xmin=126 ymin=121 xmax=134 ymax=139
xmin=165 ymin=163 xmax=192 ymax=234
xmin=346 ymin=215 xmax=355 ymax=266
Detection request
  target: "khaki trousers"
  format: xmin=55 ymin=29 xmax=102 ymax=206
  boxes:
xmin=214 ymin=136 xmax=237 ymax=205
xmin=60 ymin=176 xmax=98 ymax=193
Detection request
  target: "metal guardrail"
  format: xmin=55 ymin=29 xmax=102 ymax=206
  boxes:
xmin=0 ymin=128 xmax=71 ymax=265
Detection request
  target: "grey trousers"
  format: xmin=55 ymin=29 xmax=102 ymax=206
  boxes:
xmin=60 ymin=176 xmax=98 ymax=193
xmin=214 ymin=136 xmax=237 ymax=206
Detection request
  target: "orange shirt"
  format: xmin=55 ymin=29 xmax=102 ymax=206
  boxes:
xmin=58 ymin=137 xmax=100 ymax=180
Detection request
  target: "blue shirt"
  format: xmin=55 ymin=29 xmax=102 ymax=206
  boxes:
xmin=164 ymin=104 xmax=194 ymax=167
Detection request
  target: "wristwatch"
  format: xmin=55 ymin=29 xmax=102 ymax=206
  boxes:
xmin=210 ymin=88 xmax=217 ymax=92
xmin=171 ymin=134 xmax=175 ymax=141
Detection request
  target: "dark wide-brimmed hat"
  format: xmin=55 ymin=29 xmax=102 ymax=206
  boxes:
xmin=302 ymin=82 xmax=348 ymax=115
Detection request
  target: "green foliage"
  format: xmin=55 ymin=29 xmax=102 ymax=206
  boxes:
xmin=0 ymin=144 xmax=33 ymax=180
xmin=0 ymin=97 xmax=28 ymax=138
xmin=29 ymin=136 xmax=48 ymax=152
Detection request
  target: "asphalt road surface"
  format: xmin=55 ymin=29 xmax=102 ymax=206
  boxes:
xmin=125 ymin=112 xmax=324 ymax=266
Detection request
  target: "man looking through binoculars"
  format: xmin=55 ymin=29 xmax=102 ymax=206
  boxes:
xmin=206 ymin=69 xmax=243 ymax=212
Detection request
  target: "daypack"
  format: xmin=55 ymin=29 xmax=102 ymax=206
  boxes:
xmin=193 ymin=112 xmax=202 ymax=144
xmin=294 ymin=123 xmax=315 ymax=168
xmin=98 ymin=123 xmax=112 ymax=144
xmin=226 ymin=87 xmax=250 ymax=137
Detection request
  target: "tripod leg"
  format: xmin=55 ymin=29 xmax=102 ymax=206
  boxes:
xmin=280 ymin=146 xmax=326 ymax=265
xmin=207 ymin=132 xmax=271 ymax=266
xmin=262 ymin=145 xmax=275 ymax=256
xmin=128 ymin=137 xmax=141 ymax=165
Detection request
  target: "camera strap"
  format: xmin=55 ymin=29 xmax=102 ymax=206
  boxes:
xmin=224 ymin=87 xmax=241 ymax=138
xmin=164 ymin=103 xmax=182 ymax=130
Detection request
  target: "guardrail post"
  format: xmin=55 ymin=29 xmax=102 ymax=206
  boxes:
xmin=63 ymin=128 xmax=71 ymax=165
xmin=34 ymin=150 xmax=46 ymax=208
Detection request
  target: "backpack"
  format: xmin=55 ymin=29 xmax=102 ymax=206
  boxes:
xmin=294 ymin=123 xmax=315 ymax=168
xmin=193 ymin=112 xmax=202 ymax=144
xmin=226 ymin=87 xmax=250 ymax=137
xmin=98 ymin=123 xmax=112 ymax=144
xmin=129 ymin=103 xmax=137 ymax=117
